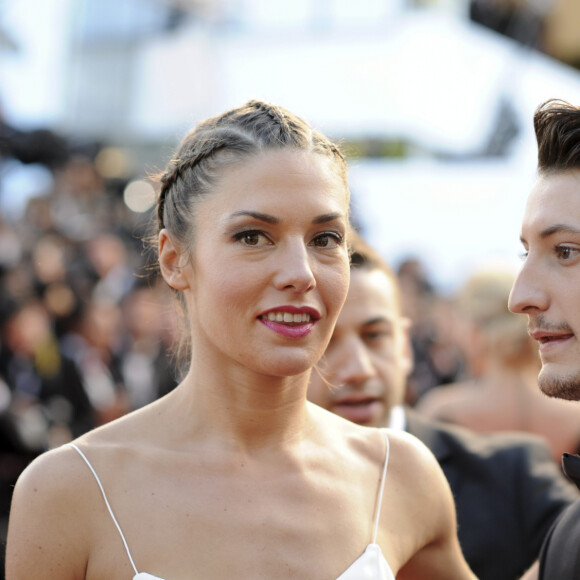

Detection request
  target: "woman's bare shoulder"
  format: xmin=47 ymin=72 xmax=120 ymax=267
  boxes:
xmin=73 ymin=394 xmax=170 ymax=452
xmin=14 ymin=443 xmax=90 ymax=501
xmin=14 ymin=399 xmax=164 ymax=507
xmin=307 ymin=402 xmax=433 ymax=466
xmin=387 ymin=429 xmax=452 ymax=505
xmin=7 ymin=444 xmax=96 ymax=578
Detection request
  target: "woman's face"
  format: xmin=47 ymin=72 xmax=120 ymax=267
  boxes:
xmin=173 ymin=149 xmax=350 ymax=378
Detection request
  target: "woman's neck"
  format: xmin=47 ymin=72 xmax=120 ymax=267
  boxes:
xmin=169 ymin=356 xmax=312 ymax=451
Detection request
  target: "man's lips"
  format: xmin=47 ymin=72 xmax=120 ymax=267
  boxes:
xmin=334 ymin=395 xmax=382 ymax=406
xmin=529 ymin=329 xmax=575 ymax=350
xmin=331 ymin=395 xmax=384 ymax=425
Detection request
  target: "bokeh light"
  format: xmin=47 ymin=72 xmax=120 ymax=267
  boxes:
xmin=123 ymin=178 xmax=156 ymax=213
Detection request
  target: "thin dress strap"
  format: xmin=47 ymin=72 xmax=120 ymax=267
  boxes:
xmin=68 ymin=443 xmax=140 ymax=576
xmin=372 ymin=429 xmax=390 ymax=545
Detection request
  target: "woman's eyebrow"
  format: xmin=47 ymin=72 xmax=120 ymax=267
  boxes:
xmin=312 ymin=212 xmax=344 ymax=225
xmin=227 ymin=211 xmax=344 ymax=225
xmin=228 ymin=210 xmax=279 ymax=224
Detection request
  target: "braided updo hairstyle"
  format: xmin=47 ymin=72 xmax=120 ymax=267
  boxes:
xmin=156 ymin=99 xmax=348 ymax=251
xmin=154 ymin=99 xmax=349 ymax=371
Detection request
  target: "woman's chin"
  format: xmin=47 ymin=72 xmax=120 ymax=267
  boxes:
xmin=251 ymin=352 xmax=318 ymax=379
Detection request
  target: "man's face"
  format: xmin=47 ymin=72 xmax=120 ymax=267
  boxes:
xmin=509 ymin=171 xmax=580 ymax=400
xmin=307 ymin=268 xmax=413 ymax=426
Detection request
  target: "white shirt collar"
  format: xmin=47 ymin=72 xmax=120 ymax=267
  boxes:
xmin=387 ymin=404 xmax=406 ymax=432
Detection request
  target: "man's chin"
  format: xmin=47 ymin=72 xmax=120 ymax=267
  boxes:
xmin=538 ymin=367 xmax=580 ymax=401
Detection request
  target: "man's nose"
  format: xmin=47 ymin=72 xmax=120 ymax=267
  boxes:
xmin=335 ymin=337 xmax=376 ymax=388
xmin=508 ymin=259 xmax=549 ymax=314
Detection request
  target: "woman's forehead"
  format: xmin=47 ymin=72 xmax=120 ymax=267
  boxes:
xmin=199 ymin=149 xmax=349 ymax=216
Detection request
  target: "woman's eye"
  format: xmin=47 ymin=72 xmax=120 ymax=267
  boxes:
xmin=234 ymin=231 xmax=270 ymax=246
xmin=311 ymin=232 xmax=343 ymax=248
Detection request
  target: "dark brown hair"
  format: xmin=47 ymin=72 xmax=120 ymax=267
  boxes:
xmin=156 ymin=99 xmax=348 ymax=247
xmin=534 ymin=99 xmax=580 ymax=174
xmin=348 ymin=229 xmax=402 ymax=310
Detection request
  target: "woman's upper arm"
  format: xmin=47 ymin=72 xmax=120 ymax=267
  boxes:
xmin=6 ymin=446 xmax=90 ymax=580
xmin=390 ymin=432 xmax=476 ymax=580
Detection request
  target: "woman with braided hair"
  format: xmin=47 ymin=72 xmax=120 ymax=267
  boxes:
xmin=6 ymin=100 xmax=475 ymax=580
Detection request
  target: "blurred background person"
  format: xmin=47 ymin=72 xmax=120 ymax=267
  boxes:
xmin=396 ymin=257 xmax=465 ymax=405
xmin=59 ymin=296 xmax=129 ymax=426
xmin=416 ymin=269 xmax=580 ymax=462
xmin=307 ymin=232 xmax=578 ymax=580
xmin=0 ymin=296 xmax=95 ymax=450
xmin=117 ymin=281 xmax=178 ymax=411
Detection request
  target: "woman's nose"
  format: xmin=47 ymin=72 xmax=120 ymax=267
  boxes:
xmin=273 ymin=240 xmax=316 ymax=293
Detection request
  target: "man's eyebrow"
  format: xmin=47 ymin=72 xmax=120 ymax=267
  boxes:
xmin=228 ymin=211 xmax=279 ymax=224
xmin=540 ymin=224 xmax=580 ymax=238
xmin=363 ymin=316 xmax=392 ymax=327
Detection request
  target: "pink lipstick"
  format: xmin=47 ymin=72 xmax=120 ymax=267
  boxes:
xmin=258 ymin=306 xmax=320 ymax=338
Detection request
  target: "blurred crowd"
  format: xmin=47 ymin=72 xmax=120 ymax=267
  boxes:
xmin=0 ymin=118 xmax=179 ymax=569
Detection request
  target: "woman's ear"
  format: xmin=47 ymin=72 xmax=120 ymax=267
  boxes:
xmin=158 ymin=229 xmax=190 ymax=290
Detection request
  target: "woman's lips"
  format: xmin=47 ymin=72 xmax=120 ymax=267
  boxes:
xmin=258 ymin=306 xmax=320 ymax=338
xmin=259 ymin=317 xmax=315 ymax=338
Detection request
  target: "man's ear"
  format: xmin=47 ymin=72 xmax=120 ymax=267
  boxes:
xmin=158 ymin=229 xmax=190 ymax=291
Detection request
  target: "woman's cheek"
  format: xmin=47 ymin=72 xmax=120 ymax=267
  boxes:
xmin=326 ymin=266 xmax=350 ymax=318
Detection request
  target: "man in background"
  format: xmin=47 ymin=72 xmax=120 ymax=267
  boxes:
xmin=308 ymin=232 xmax=577 ymax=580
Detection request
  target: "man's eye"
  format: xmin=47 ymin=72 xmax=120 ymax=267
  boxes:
xmin=555 ymin=246 xmax=579 ymax=261
xmin=364 ymin=331 xmax=390 ymax=342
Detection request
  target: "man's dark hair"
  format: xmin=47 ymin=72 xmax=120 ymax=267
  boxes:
xmin=534 ymin=99 xmax=580 ymax=174
xmin=348 ymin=229 xmax=404 ymax=312
xmin=348 ymin=228 xmax=387 ymax=272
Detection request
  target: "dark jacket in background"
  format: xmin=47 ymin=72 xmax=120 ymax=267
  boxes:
xmin=405 ymin=408 xmax=578 ymax=580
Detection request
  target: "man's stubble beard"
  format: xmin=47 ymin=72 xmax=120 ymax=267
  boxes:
xmin=539 ymin=369 xmax=580 ymax=401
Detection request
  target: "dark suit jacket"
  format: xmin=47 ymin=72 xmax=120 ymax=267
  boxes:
xmin=537 ymin=454 xmax=580 ymax=579
xmin=404 ymin=408 xmax=579 ymax=580
xmin=538 ymin=498 xmax=580 ymax=579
